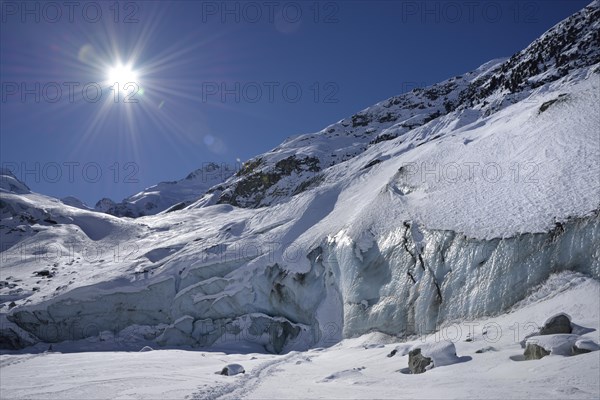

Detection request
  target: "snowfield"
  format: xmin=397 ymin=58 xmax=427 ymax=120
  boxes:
xmin=1 ymin=272 xmax=598 ymax=399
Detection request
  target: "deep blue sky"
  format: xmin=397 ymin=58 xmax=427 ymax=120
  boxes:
xmin=0 ymin=0 xmax=591 ymax=205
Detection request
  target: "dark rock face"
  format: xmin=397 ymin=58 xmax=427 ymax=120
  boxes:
xmin=539 ymin=94 xmax=569 ymax=114
xmin=408 ymin=348 xmax=433 ymax=374
xmin=165 ymin=202 xmax=187 ymax=213
xmin=572 ymin=345 xmax=591 ymax=355
xmin=524 ymin=343 xmax=551 ymax=360
xmin=351 ymin=113 xmax=372 ymax=127
xmin=217 ymin=155 xmax=321 ymax=208
xmin=457 ymin=3 xmax=599 ymax=108
xmin=539 ymin=314 xmax=572 ymax=335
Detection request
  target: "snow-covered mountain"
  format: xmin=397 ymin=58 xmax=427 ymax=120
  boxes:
xmin=94 ymin=162 xmax=236 ymax=217
xmin=1 ymin=1 xmax=599 ymax=373
xmin=198 ymin=0 xmax=599 ymax=211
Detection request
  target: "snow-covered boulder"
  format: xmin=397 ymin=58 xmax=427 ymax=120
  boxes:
xmin=524 ymin=334 xmax=580 ymax=359
xmin=407 ymin=341 xmax=460 ymax=373
xmin=520 ymin=313 xmax=574 ymax=348
xmin=572 ymin=339 xmax=600 ymax=355
xmin=218 ymin=363 xmax=245 ymax=376
xmin=539 ymin=313 xmax=572 ymax=335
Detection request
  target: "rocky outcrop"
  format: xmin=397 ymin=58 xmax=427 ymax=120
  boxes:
xmin=216 ymin=155 xmax=321 ymax=208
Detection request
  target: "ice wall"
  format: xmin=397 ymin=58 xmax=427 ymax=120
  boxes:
xmin=5 ymin=212 xmax=599 ymax=352
xmin=324 ymin=212 xmax=600 ymax=339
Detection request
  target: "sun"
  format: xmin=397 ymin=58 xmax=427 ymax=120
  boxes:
xmin=106 ymin=63 xmax=139 ymax=93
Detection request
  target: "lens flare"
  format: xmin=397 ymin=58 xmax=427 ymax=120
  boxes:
xmin=107 ymin=64 xmax=139 ymax=93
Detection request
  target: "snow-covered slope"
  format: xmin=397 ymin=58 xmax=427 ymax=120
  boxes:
xmin=0 ymin=168 xmax=30 ymax=195
xmin=1 ymin=1 xmax=599 ymax=362
xmin=95 ymin=162 xmax=236 ymax=217
xmin=59 ymin=196 xmax=92 ymax=211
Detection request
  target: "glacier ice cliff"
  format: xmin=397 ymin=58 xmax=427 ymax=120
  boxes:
xmin=4 ymin=211 xmax=598 ymax=352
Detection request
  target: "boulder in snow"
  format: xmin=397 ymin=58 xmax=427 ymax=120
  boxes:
xmin=475 ymin=346 xmax=497 ymax=354
xmin=524 ymin=334 xmax=580 ymax=359
xmin=520 ymin=313 xmax=574 ymax=348
xmin=539 ymin=313 xmax=572 ymax=335
xmin=219 ymin=363 xmax=245 ymax=376
xmin=408 ymin=348 xmax=432 ymax=374
xmin=407 ymin=341 xmax=461 ymax=374
xmin=572 ymin=339 xmax=600 ymax=355
xmin=524 ymin=343 xmax=551 ymax=360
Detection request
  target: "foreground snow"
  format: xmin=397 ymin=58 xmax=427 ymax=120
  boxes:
xmin=2 ymin=272 xmax=598 ymax=400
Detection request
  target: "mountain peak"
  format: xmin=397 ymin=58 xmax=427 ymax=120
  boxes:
xmin=0 ymin=168 xmax=30 ymax=195
xmin=94 ymin=162 xmax=237 ymax=217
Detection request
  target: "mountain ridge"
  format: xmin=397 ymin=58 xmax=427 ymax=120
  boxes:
xmin=101 ymin=0 xmax=598 ymax=213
